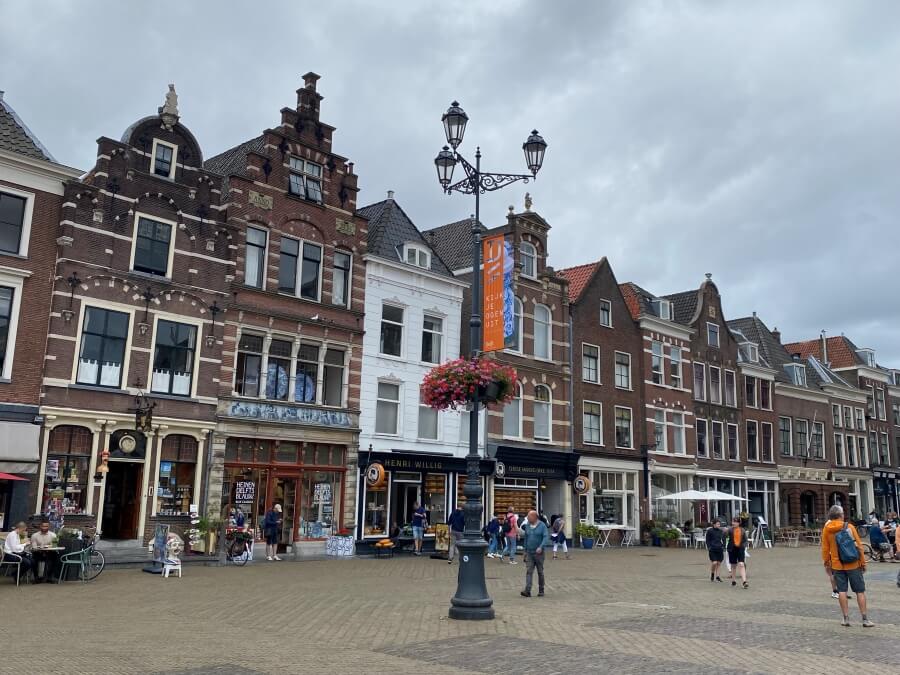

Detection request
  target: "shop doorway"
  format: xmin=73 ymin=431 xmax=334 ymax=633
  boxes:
xmin=390 ymin=474 xmax=420 ymax=530
xmin=273 ymin=476 xmax=299 ymax=553
xmin=800 ymin=491 xmax=816 ymax=526
xmin=103 ymin=462 xmax=142 ymax=539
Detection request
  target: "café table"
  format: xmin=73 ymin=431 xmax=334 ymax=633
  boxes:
xmin=31 ymin=546 xmax=65 ymax=582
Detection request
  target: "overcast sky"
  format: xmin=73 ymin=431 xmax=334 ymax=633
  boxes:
xmin=3 ymin=1 xmax=898 ymax=364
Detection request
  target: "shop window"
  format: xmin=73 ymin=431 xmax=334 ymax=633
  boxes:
xmin=332 ymin=250 xmax=352 ymax=307
xmin=151 ymin=320 xmax=197 ymax=396
xmin=42 ymin=426 xmax=92 ymax=516
xmin=288 ymin=157 xmax=323 ymax=203
xmin=582 ymin=344 xmax=599 ymax=383
xmin=375 ymin=382 xmax=400 ymax=435
xmin=235 ymin=333 xmax=263 ymax=396
xmin=424 ymin=474 xmax=446 ymax=531
xmin=587 ymin=471 xmax=636 ymax=527
xmin=493 ymin=478 xmax=538 ymax=519
xmin=533 ymin=304 xmax=551 ymax=360
xmin=275 ymin=442 xmax=299 ymax=464
xmin=266 ymin=339 xmax=292 ymax=400
xmin=157 ymin=435 xmax=197 ymax=515
xmin=323 ymin=348 xmax=345 ymax=407
xmin=364 ymin=482 xmax=387 ymax=537
xmin=76 ymin=307 xmax=129 ymax=388
xmin=534 ymin=385 xmax=551 ymax=441
xmin=222 ymin=465 xmax=269 ymax=536
xmin=300 ymin=471 xmax=341 ymax=539
xmin=614 ymin=352 xmax=631 ymax=389
xmin=294 ymin=343 xmax=318 ymax=403
xmin=651 ymin=341 xmax=664 ymax=385
xmin=615 ymin=406 xmax=632 ymax=448
xmin=696 ymin=419 xmax=708 ymax=457
xmin=520 ymin=241 xmax=536 ymax=278
xmin=421 ymin=315 xmax=443 ymax=364
xmin=245 ymin=226 xmax=267 ymax=288
xmin=670 ymin=346 xmax=682 ymax=388
xmin=278 ymin=237 xmax=299 ymax=294
xmin=380 ymin=304 xmax=404 ymax=357
xmin=0 ymin=190 xmax=27 ymax=255
xmin=133 ymin=216 xmax=173 ymax=277
xmin=418 ymin=386 xmax=438 ymax=440
xmin=503 ymin=384 xmax=522 ymax=438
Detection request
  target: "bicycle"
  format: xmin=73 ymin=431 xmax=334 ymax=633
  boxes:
xmin=224 ymin=530 xmax=252 ymax=566
xmin=84 ymin=534 xmax=105 ymax=581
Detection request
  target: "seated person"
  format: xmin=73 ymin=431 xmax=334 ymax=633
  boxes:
xmin=869 ymin=523 xmax=892 ymax=561
xmin=30 ymin=519 xmax=57 ymax=583
xmin=3 ymin=521 xmax=34 ymax=578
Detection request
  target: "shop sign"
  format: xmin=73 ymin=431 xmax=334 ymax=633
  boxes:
xmin=382 ymin=456 xmax=454 ymax=472
xmin=226 ymin=400 xmax=352 ymax=428
xmin=504 ymin=464 xmax=562 ymax=478
xmin=365 ymin=463 xmax=386 ymax=488
xmin=494 ymin=461 xmax=506 ymax=478
xmin=235 ymin=481 xmax=255 ymax=503
xmin=573 ymin=475 xmax=592 ymax=495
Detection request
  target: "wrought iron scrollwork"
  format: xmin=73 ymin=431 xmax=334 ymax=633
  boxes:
xmin=444 ymin=151 xmax=532 ymax=195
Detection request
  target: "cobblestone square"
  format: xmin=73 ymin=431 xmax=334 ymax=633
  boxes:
xmin=3 ymin=545 xmax=899 ymax=674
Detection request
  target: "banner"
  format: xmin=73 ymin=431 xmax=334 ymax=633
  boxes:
xmin=482 ymin=234 xmax=505 ymax=352
xmin=502 ymin=241 xmax=516 ymax=347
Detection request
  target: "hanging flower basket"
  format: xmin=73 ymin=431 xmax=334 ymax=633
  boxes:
xmin=422 ymin=357 xmax=518 ymax=411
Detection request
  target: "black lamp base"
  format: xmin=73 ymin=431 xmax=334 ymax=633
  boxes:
xmin=448 ymin=536 xmax=495 ymax=621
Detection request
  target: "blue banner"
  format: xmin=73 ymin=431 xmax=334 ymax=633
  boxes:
xmin=503 ymin=241 xmax=515 ymax=346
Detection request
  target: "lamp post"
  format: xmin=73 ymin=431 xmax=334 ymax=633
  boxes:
xmin=434 ymin=102 xmax=547 ymax=621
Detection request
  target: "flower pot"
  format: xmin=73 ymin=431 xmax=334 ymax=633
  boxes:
xmin=664 ymin=538 xmax=676 ymax=548
xmin=581 ymin=537 xmax=595 ymax=550
xmin=477 ymin=380 xmax=502 ymax=403
xmin=652 ymin=536 xmax=661 ymax=547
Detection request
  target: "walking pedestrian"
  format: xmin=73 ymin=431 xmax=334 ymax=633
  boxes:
xmin=519 ymin=510 xmax=551 ymax=597
xmin=727 ymin=516 xmax=748 ymax=588
xmin=262 ymin=503 xmax=282 ymax=561
xmin=447 ymin=505 xmax=465 ymax=564
xmin=705 ymin=518 xmax=725 ymax=582
xmin=822 ymin=504 xmax=873 ymax=627
xmin=486 ymin=514 xmax=501 ymax=558
xmin=411 ymin=501 xmax=427 ymax=556
xmin=550 ymin=515 xmax=570 ymax=559
xmin=500 ymin=508 xmax=519 ymax=564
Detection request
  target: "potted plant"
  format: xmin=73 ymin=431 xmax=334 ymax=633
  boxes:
xmin=660 ymin=528 xmax=680 ymax=547
xmin=640 ymin=520 xmax=657 ymax=546
xmin=422 ymin=357 xmax=519 ymax=410
xmin=575 ymin=522 xmax=599 ymax=549
xmin=194 ymin=516 xmax=221 ymax=554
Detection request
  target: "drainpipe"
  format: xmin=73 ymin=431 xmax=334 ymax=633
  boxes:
xmin=568 ymin=314 xmax=576 ymax=526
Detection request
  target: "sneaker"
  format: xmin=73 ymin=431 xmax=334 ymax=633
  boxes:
xmin=538 ymin=590 xmax=544 ymax=597
xmin=731 ymin=580 xmax=736 ymax=587
xmin=831 ymin=591 xmax=839 ymax=599
xmin=448 ymin=559 xmax=453 ymax=564
xmin=520 ymin=590 xmax=531 ymax=597
xmin=266 ymin=556 xmax=274 ymax=561
xmin=841 ymin=617 xmax=851 ymax=627
xmin=273 ymin=556 xmax=282 ymax=561
xmin=862 ymin=619 xmax=875 ymax=628
xmin=509 ymin=560 xmax=518 ymax=565
xmin=742 ymin=581 xmax=749 ymax=589
xmin=716 ymin=577 xmax=723 ymax=583
xmin=487 ymin=553 xmax=494 ymax=558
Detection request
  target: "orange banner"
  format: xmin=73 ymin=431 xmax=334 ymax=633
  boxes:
xmin=482 ymin=234 xmax=505 ymax=352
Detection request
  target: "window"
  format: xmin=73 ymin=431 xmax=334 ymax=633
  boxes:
xmin=533 ymin=304 xmax=551 ymax=359
xmin=582 ymin=344 xmax=599 ymax=383
xmin=693 ymin=363 xmax=706 ymax=401
xmin=235 ymin=333 xmax=263 ymax=396
xmin=508 ymin=297 xmax=523 ymax=353
xmin=133 ymin=216 xmax=173 ymax=276
xmin=379 ymin=305 xmax=404 ymax=357
xmin=651 ymin=298 xmax=672 ymax=320
xmin=744 ymin=375 xmax=757 ymax=407
xmin=0 ymin=286 xmax=12 ymax=376
xmin=375 ymin=382 xmax=400 ymax=435
xmin=583 ymin=402 xmax=602 ymax=444
xmin=727 ymin=423 xmax=738 ymax=460
xmin=893 ymin=403 xmax=900 ymax=427
xmin=711 ymin=421 xmax=723 ymax=459
xmin=707 ymin=322 xmax=720 ymax=347
xmin=833 ymin=404 xmax=842 ymax=428
xmin=779 ymin=417 xmax=792 ymax=456
xmin=843 ymin=406 xmax=853 ymax=430
xmin=834 ymin=434 xmax=845 ymax=466
xmin=614 ymin=352 xmax=631 ymax=389
xmin=332 ymin=251 xmax=351 ymax=306
xmin=42 ymin=426 xmax=92 ymax=515
xmin=812 ymin=422 xmax=825 ymax=459
xmin=245 ymin=226 xmax=267 ymax=288
xmin=418 ymin=387 xmax=438 ymax=440
xmin=300 ymin=242 xmax=322 ymax=300
xmin=709 ymin=366 xmax=721 ymax=404
xmin=503 ymin=384 xmax=522 ymax=438
xmin=860 ymin=437 xmax=869 ymax=468
xmin=520 ymin=241 xmax=536 ymax=278
xmin=151 ymin=139 xmax=176 ymax=178
xmin=404 ymin=244 xmax=430 ymax=269
xmin=584 ymin=470 xmax=638 ymax=528
xmin=614 ymin=407 xmax=632 ymax=448
xmin=534 ymin=385 xmax=552 ymax=441
xmin=421 ymin=315 xmax=443 ymax=364
xmin=670 ymin=346 xmax=682 ymax=388
xmin=294 ymin=344 xmax=318 ymax=403
xmin=761 ymin=423 xmax=773 ymax=462
xmin=743 ymin=343 xmax=759 ymax=363
xmin=875 ymin=387 xmax=887 ymax=421
xmin=795 ymin=419 xmax=809 ymax=458
xmin=855 ymin=408 xmax=865 ymax=432
xmin=696 ymin=419 xmax=708 ymax=457
xmin=599 ymin=299 xmax=612 ymax=327
xmin=75 ymin=307 xmax=129 ymax=388
xmin=0 ymin=191 xmax=27 ymax=255
xmin=278 ymin=238 xmax=298 ymax=293
xmin=746 ymin=421 xmax=759 ymax=462
xmin=880 ymin=432 xmax=890 ymax=465
xmin=785 ymin=363 xmax=806 ymax=386
xmin=654 ymin=410 xmax=666 ymax=452
xmin=156 ymin=435 xmax=197 ymax=515
xmin=265 ymin=339 xmax=292 ymax=400
xmin=858 ymin=349 xmax=876 ymax=367
xmin=846 ymin=435 xmax=856 ymax=467
xmin=151 ymin=320 xmax=197 ymax=396
xmin=672 ymin=413 xmax=685 ymax=454
xmin=323 ymin=349 xmax=344 ymax=407
xmin=760 ymin=380 xmax=771 ymax=410
xmin=288 ymin=157 xmax=323 ymax=203
xmin=724 ymin=370 xmax=736 ymax=406
xmin=651 ymin=341 xmax=664 ymax=385
xmin=869 ymin=431 xmax=878 ymax=466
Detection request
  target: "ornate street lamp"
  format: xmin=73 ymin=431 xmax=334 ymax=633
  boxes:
xmin=434 ymin=101 xmax=547 ymax=621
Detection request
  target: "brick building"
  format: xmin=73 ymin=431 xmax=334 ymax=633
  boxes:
xmin=203 ymin=74 xmax=366 ymax=555
xmin=0 ymin=93 xmax=81 ymax=530
xmin=424 ymin=203 xmax=577 ymax=526
xmin=38 ymin=87 xmax=227 ymax=543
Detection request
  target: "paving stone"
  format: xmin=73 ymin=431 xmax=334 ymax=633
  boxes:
xmin=738 ymin=600 xmax=900 ymax=624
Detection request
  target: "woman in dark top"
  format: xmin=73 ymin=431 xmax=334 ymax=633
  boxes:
xmin=263 ymin=503 xmax=283 ymax=561
xmin=705 ymin=519 xmax=726 ymax=582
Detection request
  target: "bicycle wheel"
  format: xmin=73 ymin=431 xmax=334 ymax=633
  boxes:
xmin=862 ymin=542 xmax=876 ymax=562
xmin=229 ymin=540 xmax=248 ymax=566
xmin=85 ymin=549 xmax=105 ymax=580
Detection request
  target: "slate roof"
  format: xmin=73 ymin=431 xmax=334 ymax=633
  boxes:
xmin=0 ymin=94 xmax=55 ymax=161
xmin=357 ymin=198 xmax=452 ymax=277
xmin=783 ymin=335 xmax=863 ymax=369
xmin=421 ymin=218 xmax=485 ymax=272
xmin=203 ymin=135 xmax=265 ymax=177
xmin=663 ymin=289 xmax=700 ymax=325
xmin=558 ymin=261 xmax=600 ymax=303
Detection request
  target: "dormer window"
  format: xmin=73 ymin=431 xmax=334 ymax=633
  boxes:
xmin=520 ymin=241 xmax=537 ymax=278
xmin=650 ymin=299 xmax=672 ymax=320
xmin=288 ymin=157 xmax=323 ymax=203
xmin=785 ymin=363 xmax=806 ymax=386
xmin=741 ymin=342 xmax=759 ymax=363
xmin=403 ymin=244 xmax=430 ymax=269
xmin=856 ymin=349 xmax=876 ymax=368
xmin=151 ymin=139 xmax=177 ymax=179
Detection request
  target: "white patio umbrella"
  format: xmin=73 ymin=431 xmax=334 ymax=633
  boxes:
xmin=702 ymin=490 xmax=748 ymax=502
xmin=654 ymin=489 xmax=748 ymax=502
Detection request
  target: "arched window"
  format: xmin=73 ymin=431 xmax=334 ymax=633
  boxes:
xmin=533 ymin=304 xmax=551 ymax=360
xmin=520 ymin=241 xmax=537 ymax=278
xmin=508 ymin=297 xmax=524 ymax=353
xmin=534 ymin=385 xmax=552 ymax=441
xmin=503 ymin=383 xmax=522 ymax=438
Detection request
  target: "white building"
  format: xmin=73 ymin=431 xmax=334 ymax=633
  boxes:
xmin=355 ymin=193 xmax=479 ymax=544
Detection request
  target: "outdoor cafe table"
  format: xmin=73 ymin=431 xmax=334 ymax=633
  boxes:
xmin=595 ymin=524 xmax=630 ymax=549
xmin=31 ymin=546 xmax=65 ymax=581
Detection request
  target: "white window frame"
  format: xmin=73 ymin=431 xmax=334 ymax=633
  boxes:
xmin=533 ymin=384 xmax=552 ymax=442
xmin=0 ymin=268 xmax=28 ymax=380
xmin=779 ymin=416 xmax=793 ymax=457
xmin=746 ymin=420 xmax=759 ymax=462
xmin=761 ymin=421 xmax=774 ymax=463
xmin=709 ymin=365 xmax=722 ymax=405
xmin=843 ymin=405 xmax=854 ymax=430
xmin=744 ymin=374 xmax=757 ymax=408
xmin=854 ymin=407 xmax=866 ymax=432
xmin=375 ymin=380 xmax=401 ymax=436
xmin=421 ymin=314 xmax=443 ymax=364
xmin=403 ymin=244 xmax=431 ymax=269
xmin=650 ymin=340 xmax=664 ymax=385
xmin=147 ymin=314 xmax=203 ymax=399
xmin=813 ymin=421 xmax=826 ymax=459
xmin=417 ymin=386 xmax=440 ymax=441
xmin=833 ymin=404 xmax=842 ymax=428
xmin=834 ymin=433 xmax=845 ymax=467
xmin=331 ymin=249 xmax=352 ymax=307
xmin=707 ymin=322 xmax=720 ymax=348
xmin=614 ymin=351 xmax=632 ymax=390
xmin=506 ymin=297 xmax=524 ymax=355
xmin=693 ymin=362 xmax=706 ymax=401
xmin=672 ymin=412 xmax=685 ymax=455
xmin=502 ymin=383 xmax=523 ymax=439
xmin=599 ymin=299 xmax=612 ymax=328
xmin=724 ymin=369 xmax=736 ymax=407
xmin=520 ymin=241 xmax=537 ymax=279
xmin=379 ymin=303 xmax=405 ymax=358
xmin=288 ymin=156 xmax=323 ymax=203
xmin=696 ymin=419 xmax=708 ymax=457
xmin=669 ymin=346 xmax=682 ymax=388
xmin=582 ymin=342 xmax=600 ymax=383
xmin=69 ymin=300 xmax=136 ymax=390
xmin=0 ymin=185 xmax=35 ymax=258
xmin=583 ymin=400 xmax=603 ymax=446
xmin=875 ymin=387 xmax=887 ymax=421
xmin=150 ymin=138 xmax=178 ymax=180
xmin=533 ymin=303 xmax=552 ymax=361
xmin=794 ymin=418 xmax=809 ymax=459
xmin=244 ymin=225 xmax=268 ymax=289
xmin=129 ymin=211 xmax=177 ymax=279
xmin=654 ymin=409 xmax=667 ymax=453
xmin=711 ymin=420 xmax=724 ymax=459
xmin=614 ymin=406 xmax=633 ymax=449
xmin=727 ymin=422 xmax=739 ymax=461
xmin=846 ymin=435 xmax=857 ymax=467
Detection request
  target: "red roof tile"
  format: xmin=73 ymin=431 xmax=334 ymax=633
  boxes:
xmin=558 ymin=262 xmax=600 ymax=303
xmin=783 ymin=336 xmax=859 ymax=368
xmin=619 ymin=283 xmax=642 ymax=321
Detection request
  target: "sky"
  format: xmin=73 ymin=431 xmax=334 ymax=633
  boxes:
xmin=3 ymin=1 xmax=899 ymax=364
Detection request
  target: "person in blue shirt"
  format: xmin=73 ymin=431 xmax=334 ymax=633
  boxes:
xmin=519 ymin=510 xmax=551 ymax=597
xmin=486 ymin=515 xmax=501 ymax=558
xmin=447 ymin=507 xmax=465 ymax=564
xmin=411 ymin=502 xmax=427 ymax=556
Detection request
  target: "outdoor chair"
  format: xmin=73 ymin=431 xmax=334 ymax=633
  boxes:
xmin=677 ymin=530 xmax=691 ymax=548
xmin=692 ymin=529 xmax=706 ymax=548
xmin=58 ymin=546 xmax=89 ymax=583
xmin=0 ymin=551 xmax=25 ymax=586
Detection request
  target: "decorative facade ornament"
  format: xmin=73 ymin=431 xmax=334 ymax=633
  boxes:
xmin=158 ymin=84 xmax=179 ymax=130
xmin=524 ymin=192 xmax=532 ymax=211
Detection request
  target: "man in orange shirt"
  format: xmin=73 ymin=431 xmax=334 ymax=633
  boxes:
xmin=821 ymin=504 xmax=873 ymax=627
xmin=727 ymin=517 xmax=748 ymax=588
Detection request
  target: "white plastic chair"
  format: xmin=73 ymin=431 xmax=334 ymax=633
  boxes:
xmin=693 ymin=529 xmax=706 ymax=549
xmin=162 ymin=558 xmax=182 ymax=578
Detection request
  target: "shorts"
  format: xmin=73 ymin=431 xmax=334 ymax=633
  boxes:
xmin=708 ymin=548 xmax=724 ymax=562
xmin=265 ymin=532 xmax=278 ymax=546
xmin=833 ymin=568 xmax=865 ymax=594
xmin=728 ymin=548 xmax=745 ymax=565
xmin=412 ymin=526 xmax=424 ymax=541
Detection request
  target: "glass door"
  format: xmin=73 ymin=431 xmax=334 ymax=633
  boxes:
xmin=274 ymin=476 xmax=299 ymax=553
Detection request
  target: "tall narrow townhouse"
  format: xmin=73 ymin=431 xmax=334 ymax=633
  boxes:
xmin=40 ymin=87 xmax=228 ymax=543
xmin=354 ymin=193 xmax=469 ymax=547
xmin=204 ymin=74 xmax=366 ymax=556
xmin=560 ymin=260 xmax=645 ymax=537
xmin=890 ymin=368 xmax=900 ymax=512
xmin=0 ymin=93 xmax=81 ymax=531
xmin=424 ymin=203 xmax=577 ymax=526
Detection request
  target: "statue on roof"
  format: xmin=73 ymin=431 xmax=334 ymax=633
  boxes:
xmin=524 ymin=192 xmax=532 ymax=211
xmin=158 ymin=84 xmax=179 ymax=130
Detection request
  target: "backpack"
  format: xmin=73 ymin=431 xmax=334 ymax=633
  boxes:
xmin=835 ymin=522 xmax=860 ymax=564
xmin=502 ymin=516 xmax=512 ymax=534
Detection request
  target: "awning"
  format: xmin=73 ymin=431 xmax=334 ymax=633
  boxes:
xmin=0 ymin=472 xmax=27 ymax=481
xmin=0 ymin=420 xmax=40 ymax=463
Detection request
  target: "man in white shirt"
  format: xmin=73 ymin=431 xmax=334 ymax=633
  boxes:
xmin=3 ymin=521 xmax=34 ymax=579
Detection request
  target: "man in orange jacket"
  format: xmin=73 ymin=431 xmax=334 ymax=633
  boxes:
xmin=821 ymin=504 xmax=873 ymax=627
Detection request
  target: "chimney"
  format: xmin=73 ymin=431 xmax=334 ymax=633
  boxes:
xmin=296 ymin=72 xmax=323 ymax=120
xmin=387 ymin=190 xmax=394 ymax=200
xmin=772 ymin=326 xmax=781 ymax=343
xmin=820 ymin=330 xmax=828 ymax=365
xmin=303 ymin=72 xmax=320 ymax=91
